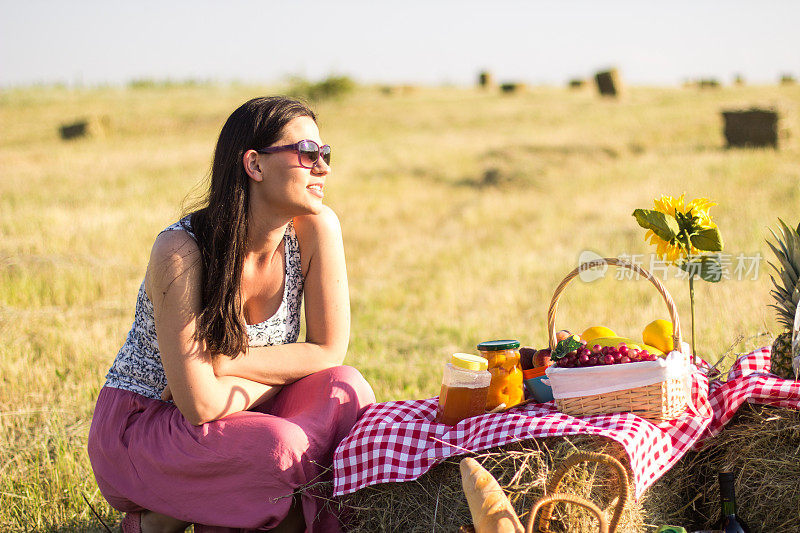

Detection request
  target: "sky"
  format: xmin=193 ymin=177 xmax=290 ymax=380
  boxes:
xmin=1 ymin=0 xmax=798 ymax=88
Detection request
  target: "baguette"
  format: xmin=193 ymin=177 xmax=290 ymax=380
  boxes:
xmin=460 ymin=457 xmax=523 ymax=533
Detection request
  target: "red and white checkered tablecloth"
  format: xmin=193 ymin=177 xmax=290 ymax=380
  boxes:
xmin=334 ymin=347 xmax=800 ymax=499
xmin=333 ymin=367 xmax=713 ymax=499
xmin=703 ymin=346 xmax=800 ymax=441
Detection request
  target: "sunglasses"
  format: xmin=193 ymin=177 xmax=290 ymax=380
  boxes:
xmin=256 ymin=139 xmax=331 ymax=169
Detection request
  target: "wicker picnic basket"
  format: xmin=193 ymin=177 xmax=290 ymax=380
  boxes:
xmin=546 ymin=258 xmax=690 ymax=421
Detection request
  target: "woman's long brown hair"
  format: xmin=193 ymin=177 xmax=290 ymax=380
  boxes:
xmin=188 ymin=96 xmax=316 ymax=358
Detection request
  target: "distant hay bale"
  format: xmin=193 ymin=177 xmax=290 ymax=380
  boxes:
xmin=58 ymin=116 xmax=110 ymax=141
xmin=684 ymin=78 xmax=721 ymax=89
xmin=721 ymin=108 xmax=780 ymax=149
xmin=780 ymin=74 xmax=796 ymax=85
xmin=568 ymin=79 xmax=586 ymax=89
xmin=59 ymin=120 xmax=88 ymax=140
xmin=481 ymin=168 xmax=501 ymax=187
xmin=379 ymin=85 xmax=415 ymax=96
xmin=645 ymin=404 xmax=800 ymax=531
xmin=698 ymin=79 xmax=721 ymax=89
xmin=594 ymin=69 xmax=621 ymax=97
xmin=499 ymin=82 xmax=525 ymax=94
xmin=334 ymin=436 xmax=657 ymax=532
xmin=478 ymin=71 xmax=494 ymax=89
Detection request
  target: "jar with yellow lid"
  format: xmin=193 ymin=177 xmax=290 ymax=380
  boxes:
xmin=436 ymin=353 xmax=491 ymax=426
xmin=478 ymin=339 xmax=524 ymax=410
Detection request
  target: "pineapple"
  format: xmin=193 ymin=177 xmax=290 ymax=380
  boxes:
xmin=766 ymin=219 xmax=800 ymax=379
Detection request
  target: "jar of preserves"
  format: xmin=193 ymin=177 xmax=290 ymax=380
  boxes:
xmin=478 ymin=339 xmax=524 ymax=410
xmin=436 ymin=353 xmax=491 ymax=426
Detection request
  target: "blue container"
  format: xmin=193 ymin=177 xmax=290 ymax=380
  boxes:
xmin=524 ymin=374 xmax=554 ymax=403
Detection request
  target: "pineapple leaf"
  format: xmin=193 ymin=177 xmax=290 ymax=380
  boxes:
xmin=770 ymin=288 xmax=792 ymax=306
xmin=769 ymin=286 xmax=799 ymax=327
xmin=770 ymin=304 xmax=795 ymax=329
xmin=769 ymin=222 xmax=800 ymax=270
xmin=766 ymin=219 xmax=800 ymax=327
xmin=768 ymin=225 xmax=791 ymax=259
xmin=766 ymin=241 xmax=799 ymax=287
xmin=778 ymin=218 xmax=800 ymax=263
xmin=781 ymin=269 xmax=798 ymax=291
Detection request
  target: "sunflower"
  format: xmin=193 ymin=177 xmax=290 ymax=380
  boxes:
xmin=644 ymin=194 xmax=719 ymax=264
xmin=632 ymin=194 xmax=723 ymax=360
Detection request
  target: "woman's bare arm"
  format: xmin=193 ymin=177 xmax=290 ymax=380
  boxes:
xmin=145 ymin=229 xmax=281 ymax=425
xmin=213 ymin=206 xmax=350 ymax=384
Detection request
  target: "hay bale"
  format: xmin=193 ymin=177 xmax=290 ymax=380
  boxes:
xmin=698 ymin=79 xmax=721 ymax=89
xmin=59 ymin=120 xmax=88 ymax=140
xmin=58 ymin=116 xmax=110 ymax=141
xmin=722 ymin=108 xmax=779 ymax=149
xmin=568 ymin=79 xmax=586 ymax=89
xmin=646 ymin=404 xmax=800 ymax=531
xmin=499 ymin=83 xmax=525 ymax=94
xmin=594 ymin=69 xmax=621 ymax=97
xmin=334 ymin=436 xmax=653 ymax=532
xmin=478 ymin=71 xmax=494 ymax=89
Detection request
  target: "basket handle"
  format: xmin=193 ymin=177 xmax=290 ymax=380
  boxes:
xmin=525 ymin=494 xmax=607 ymax=533
xmin=547 ymin=257 xmax=688 ymax=365
xmin=527 ymin=451 xmax=628 ymax=533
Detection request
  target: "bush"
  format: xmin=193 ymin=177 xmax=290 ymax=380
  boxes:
xmin=289 ymin=75 xmax=356 ymax=101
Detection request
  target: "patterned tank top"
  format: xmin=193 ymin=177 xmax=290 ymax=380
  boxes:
xmin=104 ymin=217 xmax=304 ymax=400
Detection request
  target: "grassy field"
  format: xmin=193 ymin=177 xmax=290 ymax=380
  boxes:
xmin=1 ymin=81 xmax=798 ymax=531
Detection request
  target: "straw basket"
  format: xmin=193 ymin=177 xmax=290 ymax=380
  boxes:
xmin=546 ymin=258 xmax=689 ymax=421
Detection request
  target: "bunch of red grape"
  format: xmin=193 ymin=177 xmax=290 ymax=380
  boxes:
xmin=555 ymin=341 xmax=658 ymax=368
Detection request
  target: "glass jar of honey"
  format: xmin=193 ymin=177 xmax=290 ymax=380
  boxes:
xmin=478 ymin=339 xmax=524 ymax=410
xmin=436 ymin=353 xmax=491 ymax=426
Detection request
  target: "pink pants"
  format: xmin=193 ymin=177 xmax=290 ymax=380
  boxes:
xmin=88 ymin=366 xmax=375 ymax=532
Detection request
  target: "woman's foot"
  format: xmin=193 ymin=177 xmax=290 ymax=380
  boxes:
xmin=139 ymin=510 xmax=191 ymax=533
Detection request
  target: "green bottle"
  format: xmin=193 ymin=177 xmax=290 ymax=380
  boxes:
xmin=655 ymin=526 xmax=687 ymax=533
xmin=717 ymin=472 xmax=750 ymax=533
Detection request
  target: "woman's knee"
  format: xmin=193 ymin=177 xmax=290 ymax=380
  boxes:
xmin=311 ymin=365 xmax=375 ymax=415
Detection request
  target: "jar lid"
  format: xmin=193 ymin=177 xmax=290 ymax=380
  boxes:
xmin=451 ymin=353 xmax=489 ymax=371
xmin=476 ymin=339 xmax=521 ymax=351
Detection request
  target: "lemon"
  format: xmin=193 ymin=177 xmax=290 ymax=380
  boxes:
xmin=642 ymin=320 xmax=674 ymax=354
xmin=580 ymin=326 xmax=617 ymax=342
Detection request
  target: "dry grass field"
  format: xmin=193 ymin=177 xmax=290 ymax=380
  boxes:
xmin=1 ymin=81 xmax=798 ymax=530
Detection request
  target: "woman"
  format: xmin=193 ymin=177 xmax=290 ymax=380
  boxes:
xmin=88 ymin=96 xmax=375 ymax=533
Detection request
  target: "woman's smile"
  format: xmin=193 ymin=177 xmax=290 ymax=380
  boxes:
xmin=307 ymin=181 xmax=324 ymax=198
